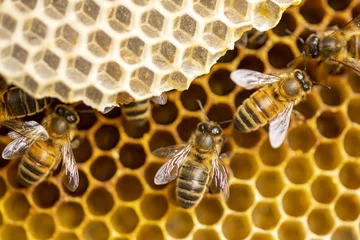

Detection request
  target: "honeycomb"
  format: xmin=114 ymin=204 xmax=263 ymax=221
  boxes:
xmin=1 ymin=0 xmax=360 ymax=240
xmin=0 ymin=0 xmax=299 ymax=111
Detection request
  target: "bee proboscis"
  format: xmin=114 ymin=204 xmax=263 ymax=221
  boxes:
xmin=1 ymin=105 xmax=80 ymax=191
xmin=153 ymin=101 xmax=230 ymax=209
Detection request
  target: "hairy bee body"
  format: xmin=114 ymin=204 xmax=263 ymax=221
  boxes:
xmin=122 ymin=100 xmax=150 ymax=126
xmin=0 ymin=87 xmax=51 ymax=121
xmin=347 ymin=35 xmax=360 ymax=59
xmin=176 ymin=149 xmax=213 ymax=209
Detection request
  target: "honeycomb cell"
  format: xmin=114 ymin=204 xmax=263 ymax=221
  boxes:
xmin=348 ymin=97 xmax=360 ymax=124
xmin=75 ymin=0 xmax=100 ymax=25
xmin=328 ymin=0 xmax=351 ymax=11
xmin=204 ymin=21 xmax=228 ymax=49
xmin=353 ymin=4 xmax=360 ymax=18
xmin=87 ymin=187 xmax=114 ymax=216
xmin=237 ymin=55 xmax=265 ymax=72
xmin=130 ymin=67 xmax=154 ymax=95
xmin=152 ymin=100 xmax=178 ymax=124
xmin=314 ymin=142 xmax=343 ymax=170
xmin=166 ymin=210 xmax=193 ymax=238
xmin=232 ymin=129 xmax=262 ymax=149
xmin=253 ymin=0 xmax=281 ymax=30
xmin=152 ymin=41 xmax=177 ymax=69
xmin=56 ymin=201 xmax=84 ymax=229
xmin=23 ymin=18 xmax=48 ymax=45
xmin=32 ymin=182 xmax=60 ymax=208
xmin=180 ymin=84 xmax=207 ymax=111
xmin=288 ymin=125 xmax=316 ymax=152
xmin=0 ymin=177 xmax=6 ymax=198
xmin=90 ymin=156 xmax=116 ymax=181
xmin=87 ymin=30 xmax=112 ymax=57
xmin=1 ymin=44 xmax=28 ymax=72
xmin=141 ymin=194 xmax=168 ymax=220
xmin=182 ymin=46 xmax=209 ymax=75
xmin=73 ymin=137 xmax=92 ymax=162
xmin=123 ymin=119 xmax=150 ymax=139
xmin=145 ymin=163 xmax=167 ymax=190
xmin=311 ymin=175 xmax=338 ymax=204
xmin=207 ymin=103 xmax=233 ymax=128
xmin=334 ymin=194 xmax=360 ymax=221
xmin=64 ymin=170 xmax=89 ymax=196
xmin=83 ymin=221 xmax=109 ymax=240
xmin=344 ymin=128 xmax=360 ymax=157
xmin=137 ymin=224 xmax=164 ymax=240
xmin=160 ymin=71 xmax=188 ymax=90
xmin=1 ymin=224 xmax=27 ymax=240
xmin=224 ymin=0 xmax=248 ymax=24
xmin=218 ymin=48 xmax=238 ymax=63
xmin=209 ymin=69 xmax=235 ymax=96
xmin=320 ymin=81 xmax=348 ymax=106
xmin=120 ymin=37 xmax=145 ymax=65
xmin=28 ymin=213 xmax=55 ymax=240
xmin=66 ymin=56 xmax=92 ymax=83
xmin=149 ymin=130 xmax=176 ymax=152
xmin=95 ymin=125 xmax=120 ymax=150
xmin=173 ymin=14 xmax=196 ymax=43
xmin=294 ymin=93 xmax=320 ymax=119
xmin=251 ymin=233 xmax=275 ymax=240
xmin=161 ymin=0 xmax=184 ymax=12
xmin=177 ymin=117 xmax=201 ymax=141
xmin=331 ymin=226 xmax=358 ymax=240
xmin=0 ymin=13 xmax=17 ymax=39
xmin=272 ymin=12 xmax=296 ymax=36
xmin=55 ymin=24 xmax=79 ymax=52
xmin=120 ymin=143 xmax=146 ymax=169
xmin=108 ymin=5 xmax=132 ymax=33
xmin=116 ymin=174 xmax=143 ymax=201
xmin=278 ymin=221 xmax=306 ymax=240
xmin=300 ymin=0 xmax=325 ymax=24
xmin=111 ymin=206 xmax=139 ymax=234
xmin=226 ymin=184 xmax=254 ymax=212
xmin=307 ymin=208 xmax=335 ymax=235
xmin=256 ymin=170 xmax=284 ymax=198
xmin=44 ymin=0 xmax=68 ymax=19
xmin=339 ymin=162 xmax=360 ymax=189
xmin=268 ymin=43 xmax=295 ymax=69
xmin=285 ymin=156 xmax=314 ymax=184
xmin=252 ymin=201 xmax=281 ymax=230
xmin=85 ymin=86 xmax=103 ymax=105
xmin=6 ymin=161 xmax=25 ymax=189
xmin=195 ymin=197 xmax=224 ymax=225
xmin=33 ymin=49 xmax=60 ymax=78
xmin=282 ymin=188 xmax=311 ymax=217
xmin=141 ymin=9 xmax=164 ymax=38
xmin=54 ymin=232 xmax=79 ymax=240
xmin=222 ymin=214 xmax=251 ymax=240
xmin=193 ymin=229 xmax=220 ymax=240
xmin=230 ymin=153 xmax=258 ymax=180
xmin=4 ymin=192 xmax=30 ymax=221
xmin=260 ymin=140 xmax=287 ymax=166
xmin=193 ymin=0 xmax=217 ymax=17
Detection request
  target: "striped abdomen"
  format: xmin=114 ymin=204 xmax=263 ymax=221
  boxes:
xmin=176 ymin=160 xmax=210 ymax=209
xmin=18 ymin=141 xmax=58 ymax=187
xmin=347 ymin=35 xmax=360 ymax=59
xmin=234 ymin=88 xmax=281 ymax=132
xmin=122 ymin=100 xmax=150 ymax=125
xmin=0 ymin=87 xmax=51 ymax=120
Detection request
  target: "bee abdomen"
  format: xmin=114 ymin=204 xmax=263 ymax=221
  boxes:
xmin=122 ymin=100 xmax=150 ymax=124
xmin=347 ymin=36 xmax=360 ymax=59
xmin=176 ymin=163 xmax=209 ymax=209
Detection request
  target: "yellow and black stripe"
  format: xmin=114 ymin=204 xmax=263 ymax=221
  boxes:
xmin=347 ymin=35 xmax=360 ymax=59
xmin=122 ymin=100 xmax=150 ymax=125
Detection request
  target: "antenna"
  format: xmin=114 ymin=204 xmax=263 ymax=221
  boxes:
xmin=302 ymin=51 xmax=307 ymax=72
xmin=285 ymin=29 xmax=304 ymax=45
xmin=219 ymin=119 xmax=233 ymax=125
xmin=285 ymin=29 xmax=306 ymax=68
xmin=196 ymin=99 xmax=210 ymax=122
xmin=312 ymin=81 xmax=331 ymax=90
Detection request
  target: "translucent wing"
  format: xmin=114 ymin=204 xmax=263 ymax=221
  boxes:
xmin=331 ymin=57 xmax=360 ymax=76
xmin=2 ymin=137 xmax=31 ymax=159
xmin=269 ymin=103 xmax=294 ymax=149
xmin=101 ymin=106 xmax=116 ymax=114
xmin=154 ymin=143 xmax=191 ymax=185
xmin=230 ymin=70 xmax=280 ymax=90
xmin=150 ymin=93 xmax=167 ymax=105
xmin=331 ymin=15 xmax=360 ymax=38
xmin=152 ymin=144 xmax=188 ymax=158
xmin=61 ymin=137 xmax=79 ymax=192
xmin=211 ymin=152 xmax=230 ymax=199
xmin=235 ymin=33 xmax=248 ymax=49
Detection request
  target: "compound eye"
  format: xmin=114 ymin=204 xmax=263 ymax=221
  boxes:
xmin=295 ymin=71 xmax=304 ymax=80
xmin=211 ymin=127 xmax=221 ymax=135
xmin=56 ymin=107 xmax=65 ymax=116
xmin=198 ymin=123 xmax=207 ymax=132
xmin=303 ymin=83 xmax=310 ymax=91
xmin=67 ymin=115 xmax=76 ymax=123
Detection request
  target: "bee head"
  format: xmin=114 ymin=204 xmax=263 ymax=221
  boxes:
xmin=49 ymin=116 xmax=68 ymax=136
xmin=55 ymin=105 xmax=80 ymax=124
xmin=197 ymin=122 xmax=222 ymax=136
xmin=294 ymin=70 xmax=312 ymax=92
xmin=196 ymin=122 xmax=223 ymax=152
xmin=305 ymin=34 xmax=320 ymax=58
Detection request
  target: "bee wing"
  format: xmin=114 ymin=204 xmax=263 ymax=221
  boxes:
xmin=61 ymin=137 xmax=79 ymax=192
xmin=235 ymin=33 xmax=248 ymax=49
xmin=101 ymin=106 xmax=116 ymax=114
xmin=331 ymin=57 xmax=360 ymax=76
xmin=152 ymin=144 xmax=188 ymax=158
xmin=331 ymin=15 xmax=360 ymax=38
xmin=230 ymin=70 xmax=280 ymax=90
xmin=150 ymin=93 xmax=167 ymax=105
xmin=211 ymin=153 xmax=230 ymax=199
xmin=2 ymin=137 xmax=31 ymax=159
xmin=154 ymin=143 xmax=191 ymax=185
xmin=269 ymin=103 xmax=294 ymax=149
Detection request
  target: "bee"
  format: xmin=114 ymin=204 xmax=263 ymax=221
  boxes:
xmin=302 ymin=15 xmax=360 ymax=75
xmin=230 ymin=68 xmax=315 ymax=148
xmin=115 ymin=93 xmax=167 ymax=126
xmin=0 ymin=76 xmax=51 ymax=120
xmin=236 ymin=28 xmax=268 ymax=50
xmin=153 ymin=101 xmax=230 ymax=209
xmin=1 ymin=105 xmax=80 ymax=191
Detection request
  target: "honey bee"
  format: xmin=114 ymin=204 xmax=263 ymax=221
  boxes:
xmin=303 ymin=15 xmax=360 ymax=74
xmin=1 ymin=105 xmax=80 ymax=191
xmin=230 ymin=68 xmax=314 ymax=148
xmin=121 ymin=93 xmax=167 ymax=126
xmin=0 ymin=76 xmax=51 ymax=120
xmin=153 ymin=101 xmax=230 ymax=209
